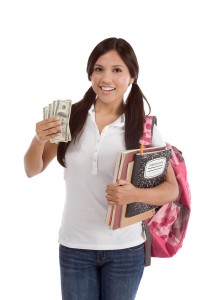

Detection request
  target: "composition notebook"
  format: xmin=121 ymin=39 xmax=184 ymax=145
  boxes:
xmin=106 ymin=145 xmax=166 ymax=229
xmin=120 ymin=147 xmax=171 ymax=228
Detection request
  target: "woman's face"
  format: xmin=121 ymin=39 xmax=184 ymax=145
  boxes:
xmin=90 ymin=50 xmax=134 ymax=107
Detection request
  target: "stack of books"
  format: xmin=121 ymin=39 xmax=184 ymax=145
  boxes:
xmin=106 ymin=145 xmax=171 ymax=230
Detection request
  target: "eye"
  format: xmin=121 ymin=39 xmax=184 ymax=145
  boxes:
xmin=113 ymin=68 xmax=122 ymax=73
xmin=94 ymin=67 xmax=103 ymax=72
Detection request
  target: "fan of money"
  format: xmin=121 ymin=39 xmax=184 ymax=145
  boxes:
xmin=43 ymin=99 xmax=72 ymax=143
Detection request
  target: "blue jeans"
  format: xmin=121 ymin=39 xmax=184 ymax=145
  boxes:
xmin=59 ymin=243 xmax=145 ymax=300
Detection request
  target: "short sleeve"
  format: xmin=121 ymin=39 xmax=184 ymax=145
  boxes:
xmin=151 ymin=125 xmax=166 ymax=147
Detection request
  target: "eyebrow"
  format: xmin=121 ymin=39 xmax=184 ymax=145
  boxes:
xmin=94 ymin=64 xmax=126 ymax=69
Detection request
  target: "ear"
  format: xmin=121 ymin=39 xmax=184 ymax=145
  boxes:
xmin=129 ymin=78 xmax=134 ymax=85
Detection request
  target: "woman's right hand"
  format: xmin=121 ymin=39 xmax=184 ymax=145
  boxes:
xmin=35 ymin=117 xmax=62 ymax=144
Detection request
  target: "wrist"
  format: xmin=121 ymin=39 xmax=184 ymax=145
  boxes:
xmin=34 ymin=134 xmax=46 ymax=145
xmin=133 ymin=186 xmax=143 ymax=203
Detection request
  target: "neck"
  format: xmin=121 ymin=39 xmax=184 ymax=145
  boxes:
xmin=94 ymin=99 xmax=124 ymax=116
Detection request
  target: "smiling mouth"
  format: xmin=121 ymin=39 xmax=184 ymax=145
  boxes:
xmin=100 ymin=87 xmax=115 ymax=91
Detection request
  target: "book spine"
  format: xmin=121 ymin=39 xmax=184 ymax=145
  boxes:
xmin=131 ymin=155 xmax=142 ymax=186
xmin=106 ymin=152 xmax=121 ymax=227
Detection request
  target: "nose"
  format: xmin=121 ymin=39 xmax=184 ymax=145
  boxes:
xmin=101 ymin=70 xmax=113 ymax=84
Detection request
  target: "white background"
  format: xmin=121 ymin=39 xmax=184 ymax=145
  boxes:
xmin=0 ymin=0 xmax=199 ymax=299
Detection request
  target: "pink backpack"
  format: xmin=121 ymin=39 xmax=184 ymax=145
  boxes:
xmin=139 ymin=116 xmax=191 ymax=266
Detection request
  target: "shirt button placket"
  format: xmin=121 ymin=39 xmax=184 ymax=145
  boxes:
xmin=92 ymin=133 xmax=101 ymax=175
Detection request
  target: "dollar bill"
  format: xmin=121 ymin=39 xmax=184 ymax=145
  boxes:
xmin=43 ymin=99 xmax=72 ymax=143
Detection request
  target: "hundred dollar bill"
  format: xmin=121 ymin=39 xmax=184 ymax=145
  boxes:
xmin=43 ymin=99 xmax=72 ymax=143
xmin=51 ymin=99 xmax=72 ymax=143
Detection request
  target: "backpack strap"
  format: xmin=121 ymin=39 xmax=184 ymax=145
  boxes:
xmin=142 ymin=221 xmax=152 ymax=267
xmin=139 ymin=116 xmax=157 ymax=146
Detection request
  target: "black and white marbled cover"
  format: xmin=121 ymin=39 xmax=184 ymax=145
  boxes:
xmin=125 ymin=148 xmax=171 ymax=218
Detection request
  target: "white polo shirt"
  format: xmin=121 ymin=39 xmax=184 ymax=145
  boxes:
xmin=58 ymin=105 xmax=165 ymax=250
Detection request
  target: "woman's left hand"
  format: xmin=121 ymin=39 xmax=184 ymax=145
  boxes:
xmin=106 ymin=180 xmax=137 ymax=205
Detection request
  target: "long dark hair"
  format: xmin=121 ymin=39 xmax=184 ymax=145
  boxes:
xmin=57 ymin=37 xmax=151 ymax=167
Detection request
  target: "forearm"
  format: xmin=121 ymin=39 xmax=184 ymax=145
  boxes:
xmin=24 ymin=136 xmax=46 ymax=177
xmin=106 ymin=163 xmax=179 ymax=206
xmin=24 ymin=117 xmax=61 ymax=177
xmin=136 ymin=163 xmax=179 ymax=206
xmin=133 ymin=180 xmax=179 ymax=206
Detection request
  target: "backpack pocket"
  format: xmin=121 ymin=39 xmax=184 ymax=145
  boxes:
xmin=147 ymin=201 xmax=190 ymax=257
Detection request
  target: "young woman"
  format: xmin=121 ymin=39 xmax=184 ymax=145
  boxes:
xmin=24 ymin=37 xmax=179 ymax=300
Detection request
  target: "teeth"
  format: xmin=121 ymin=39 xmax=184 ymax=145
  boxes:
xmin=101 ymin=87 xmax=114 ymax=91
